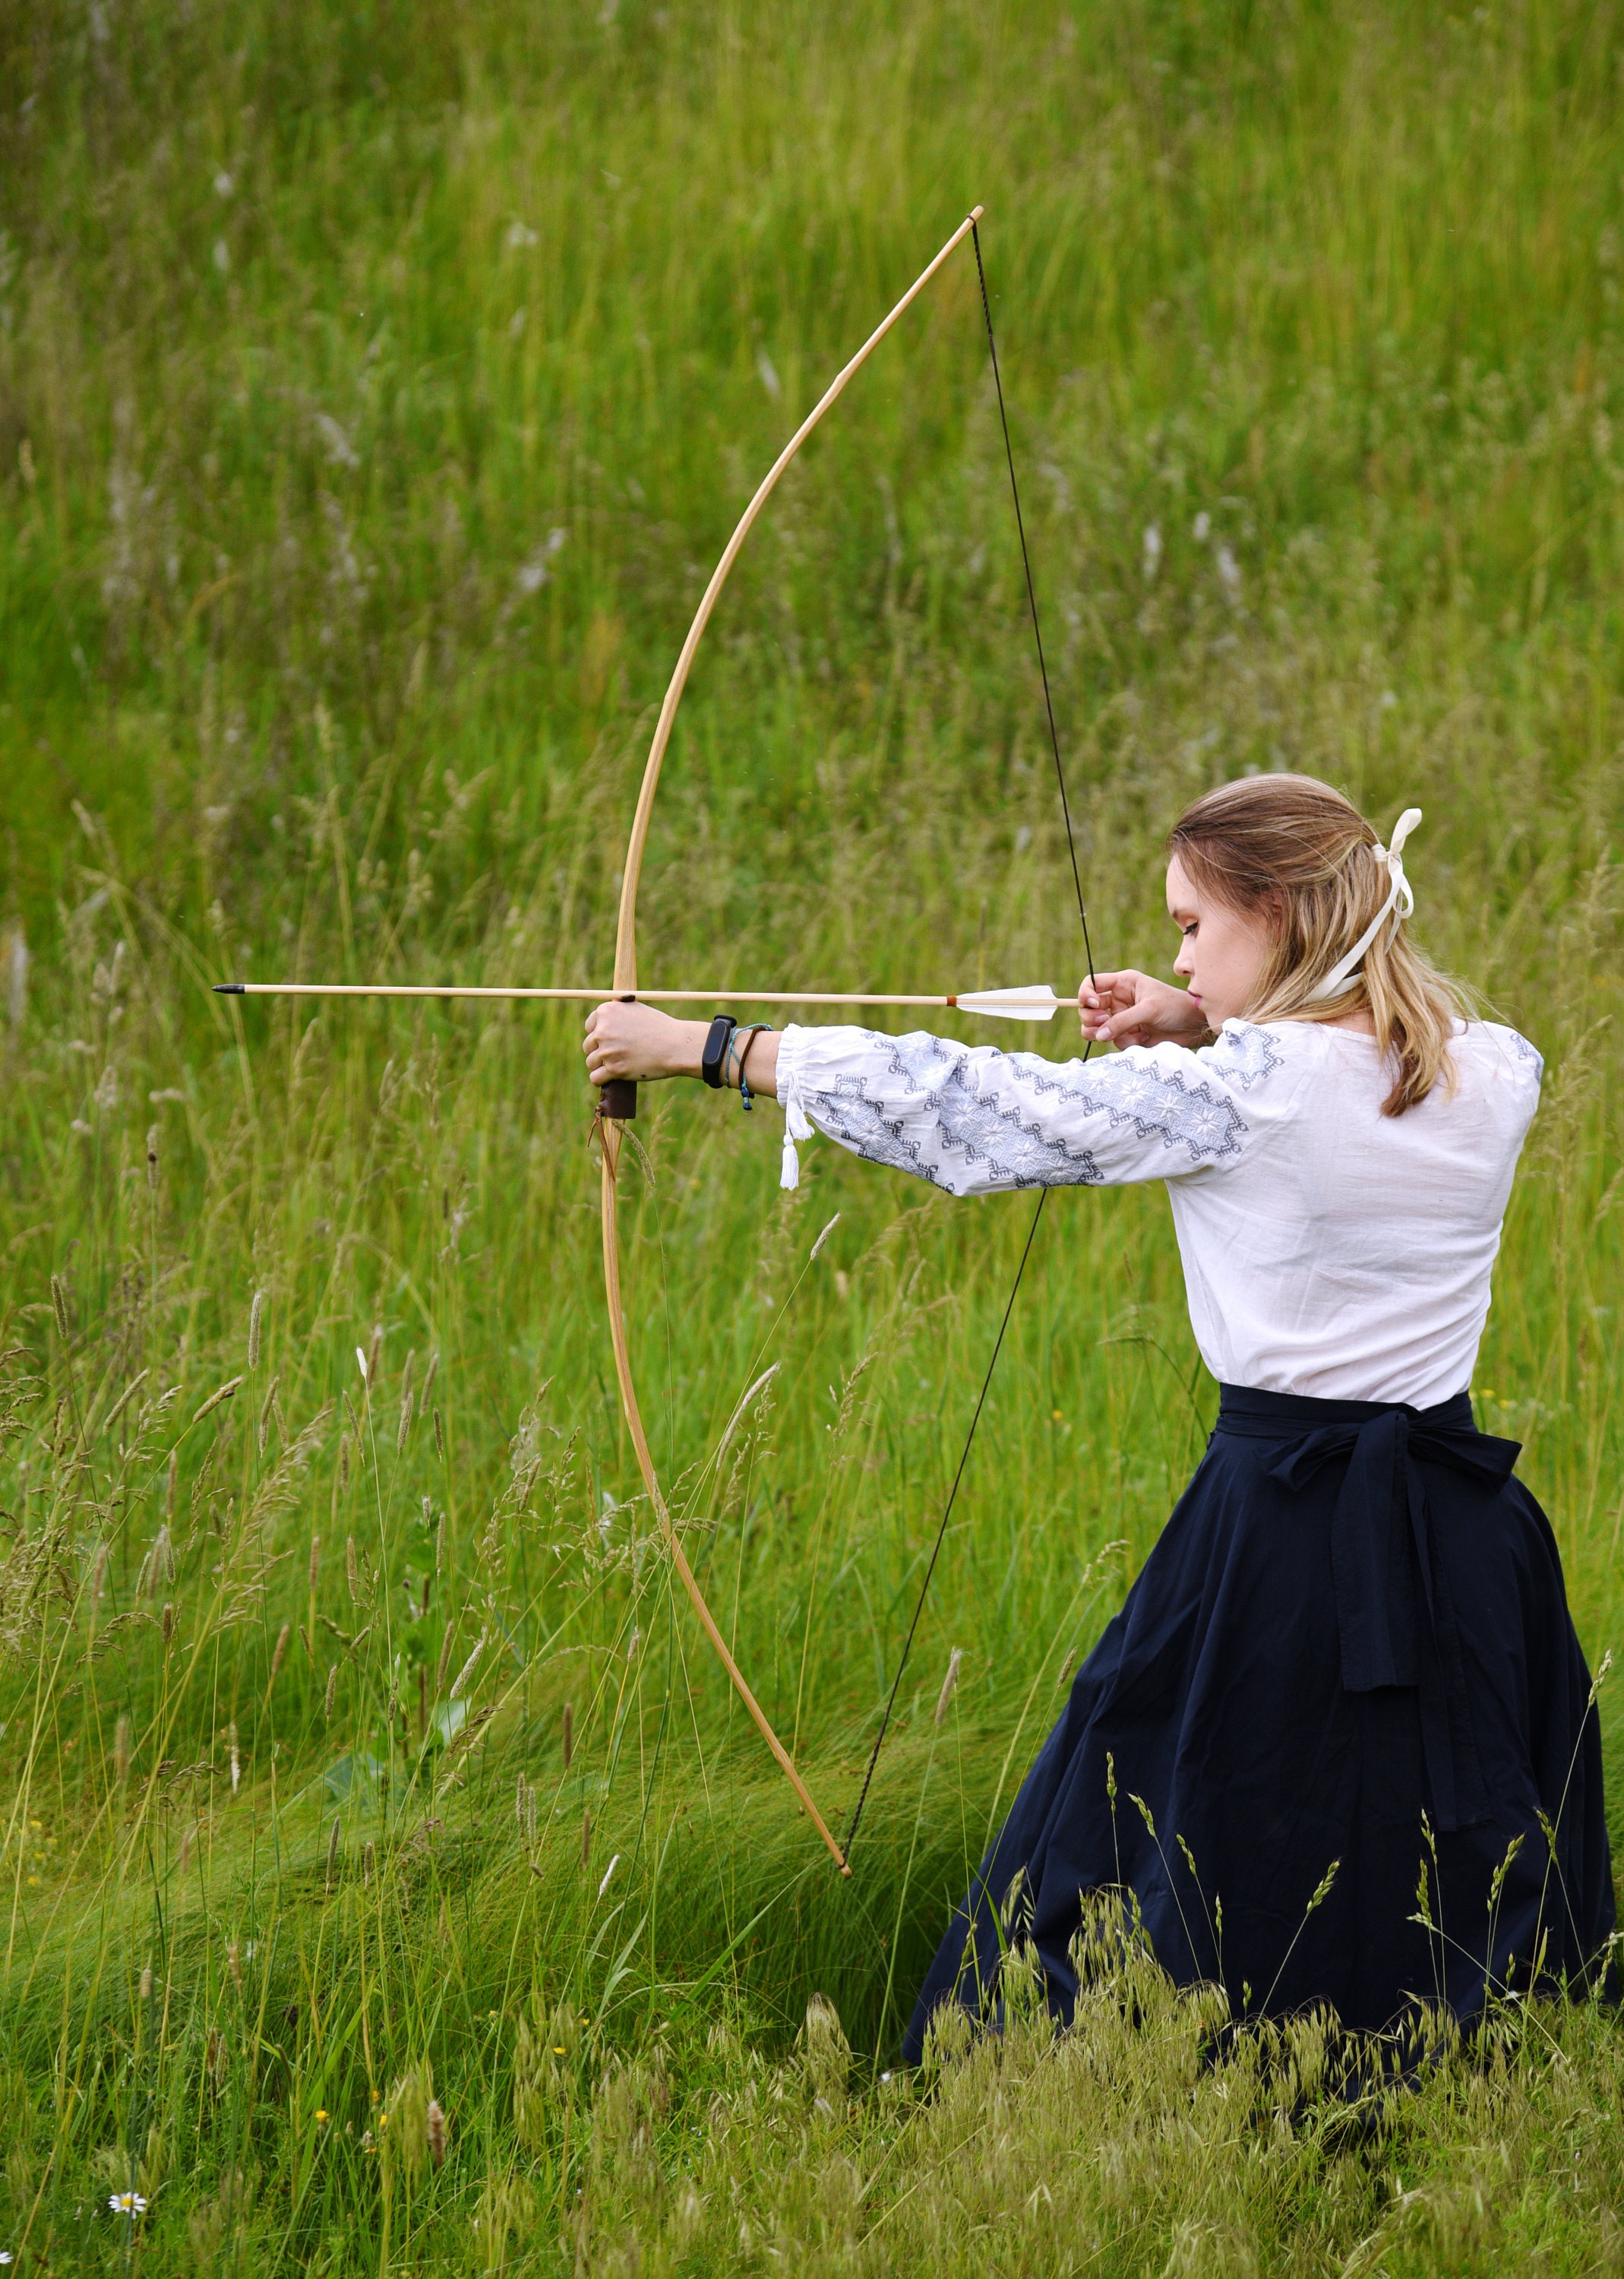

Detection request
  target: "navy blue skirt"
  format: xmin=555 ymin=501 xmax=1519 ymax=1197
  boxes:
xmin=902 ymin=1385 xmax=1615 ymax=2059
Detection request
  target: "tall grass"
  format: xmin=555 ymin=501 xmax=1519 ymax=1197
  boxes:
xmin=1 ymin=0 xmax=1622 ymax=2266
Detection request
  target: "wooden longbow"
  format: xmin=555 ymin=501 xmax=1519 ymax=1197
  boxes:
xmin=595 ymin=209 xmax=986 ymax=1874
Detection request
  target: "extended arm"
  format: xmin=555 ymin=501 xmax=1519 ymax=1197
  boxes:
xmin=580 ymin=970 xmax=1206 ymax=1098
xmin=583 ymin=1000 xmax=1275 ymax=1196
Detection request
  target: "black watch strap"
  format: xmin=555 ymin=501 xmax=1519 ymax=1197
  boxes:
xmin=701 ymin=1014 xmax=738 ymax=1089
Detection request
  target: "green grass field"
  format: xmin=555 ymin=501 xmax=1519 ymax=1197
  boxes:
xmin=2 ymin=0 xmax=1623 ymax=2268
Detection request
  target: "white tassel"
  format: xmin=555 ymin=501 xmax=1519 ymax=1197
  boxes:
xmin=779 ymin=1081 xmax=812 ymax=1192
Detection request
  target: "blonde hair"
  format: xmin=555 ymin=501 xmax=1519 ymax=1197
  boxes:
xmin=1167 ymin=774 xmax=1467 ymax=1117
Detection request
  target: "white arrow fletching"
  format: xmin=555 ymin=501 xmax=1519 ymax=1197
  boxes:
xmin=952 ymin=985 xmax=1061 ymax=1022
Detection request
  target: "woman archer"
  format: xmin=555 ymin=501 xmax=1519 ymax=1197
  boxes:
xmin=583 ymin=772 xmax=1615 ymax=2052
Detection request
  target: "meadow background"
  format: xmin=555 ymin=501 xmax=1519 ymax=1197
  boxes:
xmin=2 ymin=0 xmax=1622 ymax=2268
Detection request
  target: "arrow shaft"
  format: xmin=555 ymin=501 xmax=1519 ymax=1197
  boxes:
xmin=216 ymin=981 xmax=1063 ymax=1012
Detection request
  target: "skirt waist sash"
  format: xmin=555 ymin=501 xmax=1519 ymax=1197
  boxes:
xmin=1212 ymin=1383 xmax=1521 ymax=1831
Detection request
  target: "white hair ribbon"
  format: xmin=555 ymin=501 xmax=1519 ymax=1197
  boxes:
xmin=1309 ymin=807 xmax=1423 ymax=1004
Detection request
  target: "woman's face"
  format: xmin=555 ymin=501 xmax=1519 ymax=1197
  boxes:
xmin=1165 ymin=853 xmax=1273 ymax=1029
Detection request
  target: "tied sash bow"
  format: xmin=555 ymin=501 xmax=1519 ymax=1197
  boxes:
xmin=1218 ymin=1391 xmax=1519 ymax=1832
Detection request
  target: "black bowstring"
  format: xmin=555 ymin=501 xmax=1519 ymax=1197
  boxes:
xmin=842 ymin=219 xmax=1097 ymax=1862
xmin=972 ymin=221 xmax=1096 ymax=976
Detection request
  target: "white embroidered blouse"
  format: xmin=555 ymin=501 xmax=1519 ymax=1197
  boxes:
xmin=775 ymin=1016 xmax=1543 ymax=1409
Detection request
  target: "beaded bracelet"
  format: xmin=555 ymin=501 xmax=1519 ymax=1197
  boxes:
xmin=731 ymin=1024 xmax=773 ymax=1111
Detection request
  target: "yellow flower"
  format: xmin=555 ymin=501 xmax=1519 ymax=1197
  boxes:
xmin=314 ymin=2109 xmax=329 ymax=2124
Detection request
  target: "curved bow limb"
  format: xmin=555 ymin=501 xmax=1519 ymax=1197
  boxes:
xmin=599 ymin=1133 xmax=849 ymax=1871
xmin=608 ymin=205 xmax=984 ymax=998
xmin=599 ymin=208 xmax=986 ymax=1872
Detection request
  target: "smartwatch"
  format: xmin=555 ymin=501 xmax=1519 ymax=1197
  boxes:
xmin=700 ymin=1014 xmax=738 ymax=1089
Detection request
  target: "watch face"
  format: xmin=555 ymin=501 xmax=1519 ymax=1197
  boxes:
xmin=703 ymin=1015 xmax=736 ymax=1086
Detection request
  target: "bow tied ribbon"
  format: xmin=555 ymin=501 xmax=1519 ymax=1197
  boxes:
xmin=1310 ymin=805 xmax=1423 ymax=1002
xmin=1219 ymin=1392 xmax=1518 ymax=1832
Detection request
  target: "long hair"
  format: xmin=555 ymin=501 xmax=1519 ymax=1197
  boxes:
xmin=1166 ymin=774 xmax=1467 ymax=1117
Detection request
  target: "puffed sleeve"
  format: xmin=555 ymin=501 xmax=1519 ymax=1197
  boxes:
xmin=773 ymin=1021 xmax=1292 ymax=1193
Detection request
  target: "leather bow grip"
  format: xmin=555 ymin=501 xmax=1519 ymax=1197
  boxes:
xmin=599 ymin=993 xmax=638 ymax=1120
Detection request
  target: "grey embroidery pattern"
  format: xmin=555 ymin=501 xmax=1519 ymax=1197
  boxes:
xmin=804 ymin=1070 xmax=1104 ymax=1189
xmin=1009 ymin=1054 xmax=1248 ymax=1165
xmin=1509 ymin=1031 xmax=1545 ymax=1077
xmin=880 ymin=1032 xmax=966 ymax=1098
xmin=1208 ymin=1023 xmax=1287 ymax=1092
xmin=796 ymin=1029 xmax=1248 ymax=1188
xmin=802 ymin=1079 xmax=934 ymax=1184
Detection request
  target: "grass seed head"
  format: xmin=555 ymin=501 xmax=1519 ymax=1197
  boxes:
xmin=248 ymin=1289 xmax=264 ymax=1370
xmin=258 ymin=1373 xmax=280 ymax=1456
xmin=934 ymin=1645 xmax=964 ymax=1727
xmin=194 ymin=1375 xmax=243 ymax=1425
xmin=451 ymin=1631 xmax=485 ymax=1699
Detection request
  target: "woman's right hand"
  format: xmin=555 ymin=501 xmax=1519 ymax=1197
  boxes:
xmin=1079 ymin=972 xmax=1209 ymax=1051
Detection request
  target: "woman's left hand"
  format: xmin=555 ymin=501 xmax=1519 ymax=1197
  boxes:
xmin=583 ymin=1002 xmax=706 ymax=1086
